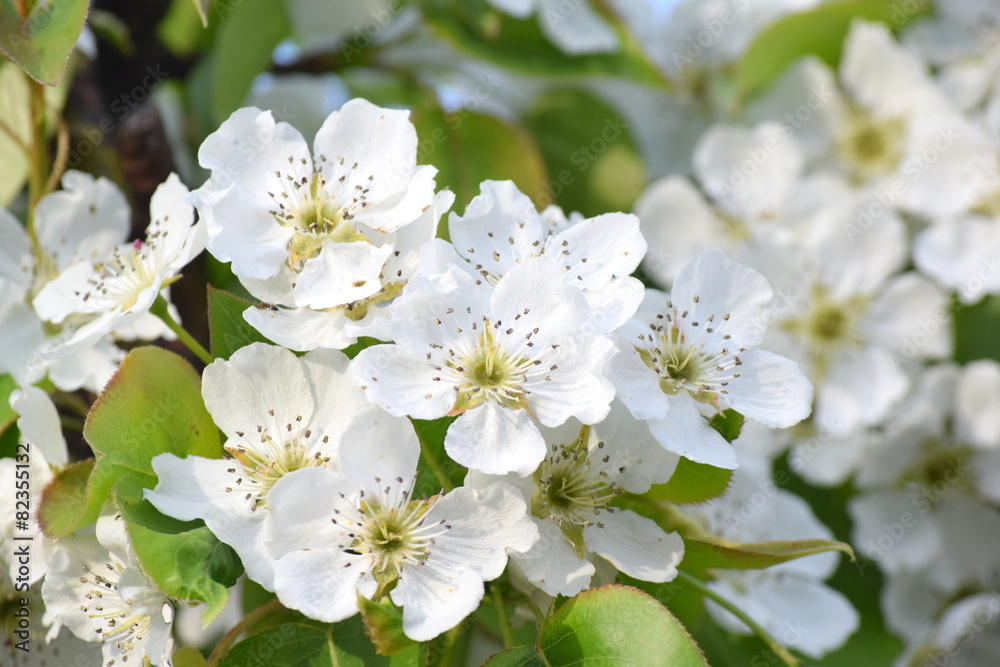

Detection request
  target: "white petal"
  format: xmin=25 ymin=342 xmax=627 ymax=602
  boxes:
xmin=585 ymin=510 xmax=683 ymax=583
xmin=608 ymin=327 xmax=670 ymax=422
xmin=863 ymin=272 xmax=951 ymax=359
xmin=914 ymin=217 xmax=1000 ymax=304
xmin=294 ymin=240 xmax=392 ymax=308
xmin=147 ymin=453 xmax=277 ymax=589
xmin=815 ymin=346 xmax=909 ymax=435
xmin=849 ymin=490 xmax=942 ymax=574
xmin=202 ymin=343 xmax=315 ymax=442
xmin=511 ymin=519 xmax=594 ymax=597
xmin=957 ymin=361 xmax=1000 ymax=449
xmin=448 ymin=180 xmax=547 ymax=279
xmin=314 ymin=98 xmax=436 ymax=234
xmin=723 ymin=349 xmax=813 ymax=428
xmin=445 ymin=402 xmax=546 ymax=476
xmin=670 ymin=249 xmax=774 ymax=349
xmin=693 ymin=123 xmax=804 ymax=220
xmin=273 ymin=548 xmax=362 ymax=622
xmin=0 ymin=208 xmax=32 ymax=293
xmin=635 ymin=176 xmax=726 ymax=286
xmin=243 ymin=304 xmax=355 ymax=351
xmin=525 ymin=334 xmax=616 ymax=428
xmin=548 ymin=212 xmax=646 ymax=291
xmin=648 ymin=394 xmax=738 ymax=469
xmin=264 ymin=467 xmax=353 ymax=558
xmin=10 ymin=385 xmax=68 ymax=467
xmin=582 ymin=276 xmax=644 ymax=334
xmin=351 ymin=344 xmax=455 ymax=419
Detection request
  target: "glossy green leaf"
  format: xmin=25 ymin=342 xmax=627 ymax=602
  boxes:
xmin=411 ymin=106 xmax=549 ymax=221
xmin=0 ymin=0 xmax=89 ymax=84
xmin=211 ymin=0 xmax=290 ymax=124
xmin=173 ymin=646 xmax=209 ymax=667
xmin=218 ymin=616 xmax=422 ymax=667
xmin=410 ymin=416 xmax=464 ymax=497
xmin=421 ymin=1 xmax=666 ymax=88
xmin=0 ymin=374 xmax=17 ymax=434
xmin=38 ymin=459 xmax=96 ymax=538
xmin=115 ymin=476 xmax=242 ymax=624
xmin=207 ymin=285 xmax=273 ymax=360
xmin=521 ymin=88 xmax=644 ymax=217
xmin=63 ymin=346 xmax=220 ymax=535
xmin=736 ymin=0 xmax=932 ymax=99
xmin=358 ymin=595 xmax=416 ymax=656
xmin=685 ymin=536 xmax=856 ymax=570
xmin=495 ymin=585 xmax=707 ymax=667
xmin=709 ymin=409 xmax=745 ymax=443
xmin=645 ymin=457 xmax=733 ymax=505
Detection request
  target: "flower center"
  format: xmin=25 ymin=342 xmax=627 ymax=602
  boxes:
xmin=450 ymin=326 xmax=535 ymax=413
xmin=269 ymin=172 xmax=370 ymax=269
xmin=532 ymin=428 xmax=621 ymax=556
xmin=226 ymin=419 xmax=332 ymax=509
xmin=837 ymin=107 xmax=906 ymax=183
xmin=781 ymin=284 xmax=869 ymax=379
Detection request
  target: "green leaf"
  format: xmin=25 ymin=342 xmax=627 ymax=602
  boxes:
xmin=219 ymin=617 xmax=422 ymax=667
xmin=410 ymin=416 xmax=464 ymax=497
xmin=411 ymin=106 xmax=549 ymax=222
xmin=481 ymin=646 xmax=542 ymax=666
xmin=645 ymin=457 xmax=733 ymax=505
xmin=358 ymin=595 xmax=416 ymax=656
xmin=0 ymin=374 xmax=17 ymax=434
xmin=709 ymin=409 xmax=745 ymax=443
xmin=0 ymin=0 xmax=89 ymax=84
xmin=207 ymin=285 xmax=273 ymax=360
xmin=521 ymin=88 xmax=644 ymax=217
xmin=736 ymin=0 xmax=932 ymax=99
xmin=211 ymin=0 xmax=290 ymax=124
xmin=173 ymin=646 xmax=209 ymax=667
xmin=685 ymin=536 xmax=856 ymax=570
xmin=66 ymin=346 xmax=220 ymax=535
xmin=500 ymin=585 xmax=707 ymax=666
xmin=115 ymin=475 xmax=242 ymax=624
xmin=421 ymin=1 xmax=666 ymax=88
xmin=954 ymin=295 xmax=1000 ymax=364
xmin=38 ymin=459 xmax=96 ymax=538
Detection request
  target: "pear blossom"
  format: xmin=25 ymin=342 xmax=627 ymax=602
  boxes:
xmin=609 ymin=249 xmax=812 ymax=469
xmin=146 ymin=342 xmax=418 ymax=590
xmin=0 ymin=171 xmax=145 ymax=392
xmin=192 ymin=98 xmax=437 ymax=311
xmin=41 ymin=511 xmax=175 ymax=667
xmin=681 ymin=457 xmax=859 ymax=658
xmin=32 ymin=173 xmax=204 ymax=352
xmin=263 ymin=431 xmax=538 ymax=641
xmin=352 ymin=257 xmax=616 ymax=476
xmin=635 ymin=122 xmax=808 ymax=285
xmin=849 ymin=364 xmax=1000 ymax=592
xmin=243 ymin=189 xmax=455 ymax=350
xmin=748 ymin=20 xmax=984 ymax=219
xmin=467 ymin=401 xmax=683 ymax=597
xmin=421 ymin=179 xmax=646 ymax=332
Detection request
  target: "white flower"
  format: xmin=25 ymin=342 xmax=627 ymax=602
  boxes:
xmin=849 ymin=364 xmax=1000 ymax=592
xmin=0 ymin=171 xmax=139 ymax=392
xmin=263 ymin=433 xmax=538 ymax=641
xmin=485 ymin=0 xmax=618 ymax=55
xmin=193 ymin=98 xmax=437 ymax=310
xmin=422 ymin=179 xmax=646 ymax=332
xmin=682 ymin=457 xmax=859 ymax=658
xmin=635 ymin=122 xmax=807 ymax=285
xmin=748 ymin=20 xmax=983 ymax=218
xmin=146 ymin=342 xmax=418 ymax=590
xmin=610 ymin=249 xmax=813 ymax=469
xmin=468 ymin=401 xmax=683 ymax=597
xmin=41 ymin=511 xmax=175 ymax=667
xmin=352 ymin=257 xmax=616 ymax=476
xmin=243 ymin=189 xmax=455 ymax=350
xmin=33 ymin=173 xmax=204 ymax=352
